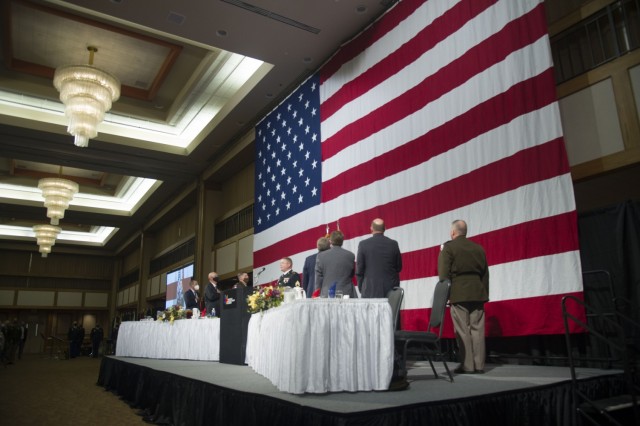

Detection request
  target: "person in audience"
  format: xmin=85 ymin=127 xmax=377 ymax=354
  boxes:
xmin=356 ymin=218 xmax=402 ymax=298
xmin=205 ymin=272 xmax=221 ymax=316
xmin=18 ymin=321 xmax=28 ymax=360
xmin=0 ymin=322 xmax=5 ymax=365
xmin=438 ymin=219 xmax=489 ymax=375
xmin=184 ymin=279 xmax=200 ymax=310
xmin=68 ymin=321 xmax=81 ymax=358
xmin=315 ymin=231 xmax=356 ymax=298
xmin=3 ymin=319 xmax=21 ymax=364
xmin=277 ymin=257 xmax=301 ymax=287
xmin=90 ymin=324 xmax=104 ymax=357
xmin=303 ymin=237 xmax=330 ymax=298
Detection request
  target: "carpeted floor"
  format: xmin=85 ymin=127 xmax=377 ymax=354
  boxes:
xmin=0 ymin=353 xmax=145 ymax=426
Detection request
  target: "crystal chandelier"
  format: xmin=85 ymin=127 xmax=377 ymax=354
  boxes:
xmin=53 ymin=46 xmax=121 ymax=147
xmin=38 ymin=177 xmax=79 ymax=225
xmin=33 ymin=224 xmax=62 ymax=258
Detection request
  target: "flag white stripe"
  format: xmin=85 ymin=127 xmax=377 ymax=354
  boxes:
xmin=321 ymin=0 xmax=542 ymax=141
xmin=253 ymin=102 xmax=563 ymax=253
xmin=321 ymin=0 xmax=460 ymax=101
xmin=340 ymin=174 xmax=576 ymax=256
xmin=401 ymin=251 xmax=582 ymax=310
xmin=323 ymin=35 xmax=553 ymax=181
xmin=254 ymin=173 xmax=576 ymax=285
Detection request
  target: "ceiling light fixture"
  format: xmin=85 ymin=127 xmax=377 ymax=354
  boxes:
xmin=32 ymin=224 xmax=62 ymax=257
xmin=38 ymin=177 xmax=79 ymax=225
xmin=53 ymin=46 xmax=121 ymax=148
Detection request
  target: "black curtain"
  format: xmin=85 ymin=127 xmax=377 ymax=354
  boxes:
xmin=486 ymin=200 xmax=640 ymax=364
xmin=578 ymin=200 xmax=640 ymax=314
xmin=576 ymin=200 xmax=640 ymax=364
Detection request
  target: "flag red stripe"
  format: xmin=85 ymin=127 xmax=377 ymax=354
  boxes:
xmin=253 ymin=138 xmax=571 ymax=267
xmin=400 ymin=212 xmax=579 ymax=280
xmin=322 ymin=3 xmax=548 ymax=161
xmin=401 ymin=292 xmax=586 ymax=336
xmin=322 ymin=0 xmax=497 ymax=120
xmin=319 ymin=0 xmax=424 ymax=85
xmin=331 ymin=137 xmax=571 ymax=239
xmin=322 ymin=69 xmax=558 ymax=202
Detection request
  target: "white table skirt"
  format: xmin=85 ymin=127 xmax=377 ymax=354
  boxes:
xmin=245 ymin=298 xmax=394 ymax=394
xmin=116 ymin=318 xmax=220 ymax=361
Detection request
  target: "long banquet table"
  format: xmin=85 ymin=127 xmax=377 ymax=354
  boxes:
xmin=116 ymin=318 xmax=220 ymax=361
xmin=245 ymin=298 xmax=394 ymax=394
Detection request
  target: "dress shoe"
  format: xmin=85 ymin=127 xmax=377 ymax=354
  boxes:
xmin=387 ymin=377 xmax=410 ymax=391
xmin=453 ymin=366 xmax=474 ymax=374
xmin=474 ymin=369 xmax=485 ymax=374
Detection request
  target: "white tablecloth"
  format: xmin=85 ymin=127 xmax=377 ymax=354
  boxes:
xmin=245 ymin=298 xmax=394 ymax=394
xmin=116 ymin=318 xmax=220 ymax=361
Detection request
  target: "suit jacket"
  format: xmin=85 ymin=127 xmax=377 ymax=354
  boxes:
xmin=184 ymin=289 xmax=199 ymax=309
xmin=204 ymin=283 xmax=220 ymax=315
xmin=356 ymin=233 xmax=402 ymax=298
xmin=302 ymin=253 xmax=318 ymax=297
xmin=315 ymin=246 xmax=356 ymax=298
xmin=438 ymin=236 xmax=489 ymax=304
xmin=278 ymin=270 xmax=301 ymax=288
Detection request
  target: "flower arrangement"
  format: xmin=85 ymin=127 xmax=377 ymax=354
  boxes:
xmin=157 ymin=305 xmax=193 ymax=324
xmin=247 ymin=285 xmax=285 ymax=314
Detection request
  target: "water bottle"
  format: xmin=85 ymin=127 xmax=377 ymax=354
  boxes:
xmin=211 ymin=307 xmax=216 ymax=317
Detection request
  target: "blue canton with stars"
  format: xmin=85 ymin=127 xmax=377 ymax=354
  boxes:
xmin=254 ymin=74 xmax=322 ymax=233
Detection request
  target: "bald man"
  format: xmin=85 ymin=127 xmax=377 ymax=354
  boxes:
xmin=438 ymin=220 xmax=489 ymax=374
xmin=356 ymin=218 xmax=402 ymax=298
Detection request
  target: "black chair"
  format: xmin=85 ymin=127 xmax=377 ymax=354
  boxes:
xmin=386 ymin=286 xmax=404 ymax=330
xmin=395 ymin=279 xmax=453 ymax=382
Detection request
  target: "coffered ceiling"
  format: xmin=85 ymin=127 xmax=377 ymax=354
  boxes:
xmin=0 ymin=0 xmax=394 ymax=254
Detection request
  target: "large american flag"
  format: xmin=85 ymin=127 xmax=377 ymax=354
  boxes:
xmin=253 ymin=0 xmax=584 ymax=336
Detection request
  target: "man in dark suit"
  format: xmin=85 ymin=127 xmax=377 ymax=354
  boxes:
xmin=438 ymin=219 xmax=489 ymax=374
xmin=205 ymin=272 xmax=221 ymax=316
xmin=302 ymin=237 xmax=330 ymax=298
xmin=278 ymin=257 xmax=301 ymax=287
xmin=316 ymin=231 xmax=356 ymax=298
xmin=183 ymin=279 xmax=200 ymax=310
xmin=356 ymin=218 xmax=402 ymax=298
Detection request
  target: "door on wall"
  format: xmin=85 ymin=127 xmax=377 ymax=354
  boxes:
xmin=18 ymin=310 xmax=49 ymax=355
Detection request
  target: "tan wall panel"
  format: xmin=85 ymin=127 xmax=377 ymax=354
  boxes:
xmin=0 ymin=289 xmax=15 ymax=306
xmin=559 ymin=78 xmax=625 ymax=166
xmin=84 ymin=292 xmax=108 ymax=308
xmin=216 ymin=243 xmax=236 ymax=275
xmin=238 ymin=234 xmax=253 ymax=270
xmin=57 ymin=291 xmax=83 ymax=307
xmin=16 ymin=290 xmax=55 ymax=306
xmin=160 ymin=273 xmax=167 ymax=294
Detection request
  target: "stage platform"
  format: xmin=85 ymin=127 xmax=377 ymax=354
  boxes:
xmin=98 ymin=356 xmax=627 ymax=425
